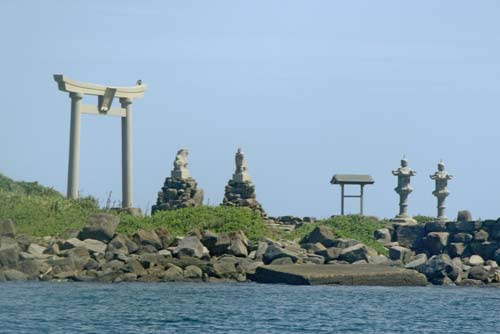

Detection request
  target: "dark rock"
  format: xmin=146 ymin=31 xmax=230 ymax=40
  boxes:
xmin=394 ymin=224 xmax=425 ymax=248
xmin=338 ymin=244 xmax=370 ymax=263
xmin=315 ymin=247 xmax=342 ymax=262
xmin=200 ymin=230 xmax=218 ymax=250
xmin=132 ymin=229 xmax=162 ymax=250
xmin=422 ymin=232 xmax=449 ymax=255
xmin=389 ymin=246 xmax=413 ymax=263
xmin=263 ymin=244 xmax=300 ymax=265
xmin=494 ymin=249 xmax=500 ymax=264
xmin=78 ymin=214 xmax=119 ymax=242
xmin=469 ymin=242 xmax=498 ymax=260
xmin=173 ymin=236 xmax=208 ymax=259
xmin=425 ymin=221 xmax=447 ymax=233
xmin=0 ymin=244 xmax=20 ymax=268
xmin=270 ymin=257 xmax=294 ymax=265
xmin=473 ymin=230 xmax=489 ymax=242
xmin=456 ymin=210 xmax=472 ymax=222
xmin=0 ymin=220 xmax=16 ymax=237
xmin=455 ymin=221 xmax=482 ymax=233
xmin=416 ymin=254 xmax=460 ymax=282
xmin=300 ymin=226 xmax=336 ymax=247
xmin=450 ymin=233 xmax=473 ymax=244
xmin=330 ymin=239 xmax=360 ymax=249
xmin=448 ymin=243 xmax=466 ymax=258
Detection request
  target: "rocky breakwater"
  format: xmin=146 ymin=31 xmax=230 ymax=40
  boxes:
xmin=376 ymin=212 xmax=500 ymax=286
xmin=0 ymin=217 xmax=427 ymax=286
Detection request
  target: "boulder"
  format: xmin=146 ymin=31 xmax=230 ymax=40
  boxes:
xmin=254 ymin=242 xmax=268 ymax=261
xmin=425 ymin=221 xmax=447 ymax=233
xmin=494 ymin=249 xmax=500 ymax=264
xmin=455 ymin=220 xmax=482 ymax=233
xmin=448 ymin=243 xmax=466 ymax=258
xmin=303 ymin=242 xmax=327 ymax=253
xmin=184 ymin=265 xmax=203 ymax=279
xmin=456 ymin=210 xmax=472 ymax=222
xmin=473 ymin=230 xmax=489 ymax=242
xmin=468 ymin=255 xmax=485 ymax=266
xmin=155 ymin=228 xmax=173 ymax=249
xmin=300 ymin=226 xmax=336 ymax=247
xmin=162 ymin=264 xmax=184 ymax=281
xmin=1 ymin=269 xmax=27 ymax=281
xmin=469 ymin=242 xmax=498 ymax=260
xmin=338 ymin=244 xmax=370 ymax=263
xmin=0 ymin=220 xmax=16 ymax=237
xmin=200 ymin=230 xmax=218 ymax=250
xmin=270 ymin=257 xmax=294 ymax=265
xmin=389 ymin=246 xmax=413 ymax=263
xmin=416 ymin=254 xmax=460 ymax=282
xmin=367 ymin=255 xmax=389 ymax=265
xmin=394 ymin=224 xmax=425 ymax=248
xmin=304 ymin=254 xmax=325 ymax=265
xmin=315 ymin=247 xmax=342 ymax=262
xmin=18 ymin=259 xmax=50 ymax=279
xmin=78 ymin=214 xmax=119 ymax=242
xmin=108 ymin=235 xmax=131 ymax=255
xmin=422 ymin=232 xmax=449 ymax=255
xmin=173 ymin=236 xmax=208 ymax=259
xmin=450 ymin=233 xmax=473 ymax=244
xmin=468 ymin=266 xmax=490 ymax=282
xmin=0 ymin=244 xmax=20 ymax=268
xmin=404 ymin=253 xmax=428 ymax=269
xmin=263 ymin=244 xmax=300 ymax=264
xmin=211 ymin=257 xmax=239 ymax=279
xmin=27 ymin=243 xmax=47 ymax=256
xmin=81 ymin=239 xmax=107 ymax=254
xmin=374 ymin=228 xmax=392 ymax=243
xmin=330 ymin=239 xmax=360 ymax=249
xmin=132 ymin=229 xmax=162 ymax=250
xmin=61 ymin=238 xmax=85 ymax=250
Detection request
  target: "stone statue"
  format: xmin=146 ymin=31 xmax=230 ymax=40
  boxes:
xmin=392 ymin=158 xmax=417 ymax=223
xmin=232 ymin=148 xmax=250 ymax=183
xmin=430 ymin=161 xmax=453 ymax=222
xmin=171 ymin=149 xmax=190 ymax=179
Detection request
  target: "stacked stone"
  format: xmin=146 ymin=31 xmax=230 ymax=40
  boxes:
xmin=152 ymin=149 xmax=203 ymax=214
xmin=222 ymin=149 xmax=266 ymax=217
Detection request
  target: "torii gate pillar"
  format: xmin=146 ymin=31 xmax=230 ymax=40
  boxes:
xmin=54 ymin=75 xmax=147 ymax=209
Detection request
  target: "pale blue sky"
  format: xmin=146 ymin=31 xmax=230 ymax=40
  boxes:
xmin=1 ymin=1 xmax=500 ymax=219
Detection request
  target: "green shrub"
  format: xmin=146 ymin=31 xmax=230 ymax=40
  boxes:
xmin=288 ymin=215 xmax=387 ymax=255
xmin=0 ymin=173 xmax=62 ymax=198
xmin=413 ymin=215 xmax=436 ymax=224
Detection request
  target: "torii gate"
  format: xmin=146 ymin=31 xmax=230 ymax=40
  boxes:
xmin=53 ymin=75 xmax=147 ymax=209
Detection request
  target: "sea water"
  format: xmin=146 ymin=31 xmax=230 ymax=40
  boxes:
xmin=0 ymin=282 xmax=498 ymax=333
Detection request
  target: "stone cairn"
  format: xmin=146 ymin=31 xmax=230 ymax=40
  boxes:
xmin=152 ymin=149 xmax=204 ymax=214
xmin=222 ymin=148 xmax=266 ymax=216
xmin=391 ymin=157 xmax=417 ymax=224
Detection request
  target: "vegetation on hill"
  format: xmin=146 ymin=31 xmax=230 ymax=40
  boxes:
xmin=0 ymin=173 xmax=385 ymax=250
xmin=0 ymin=173 xmax=62 ymax=197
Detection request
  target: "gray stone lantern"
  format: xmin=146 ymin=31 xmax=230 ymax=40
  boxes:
xmin=430 ymin=161 xmax=453 ymax=222
xmin=392 ymin=158 xmax=417 ymax=224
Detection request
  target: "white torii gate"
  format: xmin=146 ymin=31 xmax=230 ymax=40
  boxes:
xmin=53 ymin=75 xmax=147 ymax=209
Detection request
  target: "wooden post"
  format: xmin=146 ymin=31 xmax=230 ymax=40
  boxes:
xmin=360 ymin=184 xmax=365 ymax=215
xmin=340 ymin=184 xmax=345 ymax=215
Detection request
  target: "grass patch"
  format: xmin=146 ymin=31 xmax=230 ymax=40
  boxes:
xmin=0 ymin=191 xmax=101 ymax=237
xmin=287 ymin=215 xmax=388 ymax=255
xmin=0 ymin=173 xmax=62 ymax=198
xmin=118 ymin=206 xmax=270 ymax=241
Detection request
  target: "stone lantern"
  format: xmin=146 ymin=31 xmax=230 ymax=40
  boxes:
xmin=430 ymin=161 xmax=453 ymax=222
xmin=392 ymin=158 xmax=417 ymax=224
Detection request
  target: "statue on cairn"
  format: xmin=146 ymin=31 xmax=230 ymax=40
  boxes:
xmin=392 ymin=157 xmax=417 ymax=224
xmin=222 ymin=148 xmax=266 ymax=216
xmin=152 ymin=149 xmax=204 ymax=214
xmin=430 ymin=160 xmax=453 ymax=222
